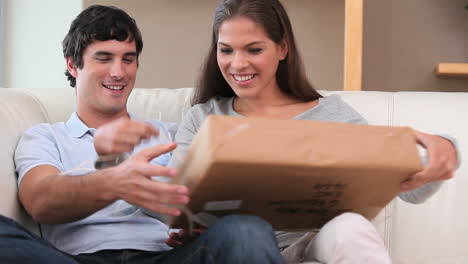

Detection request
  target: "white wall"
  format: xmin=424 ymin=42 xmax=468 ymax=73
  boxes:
xmin=0 ymin=0 xmax=5 ymax=87
xmin=4 ymin=0 xmax=345 ymax=90
xmin=4 ymin=0 xmax=82 ymax=88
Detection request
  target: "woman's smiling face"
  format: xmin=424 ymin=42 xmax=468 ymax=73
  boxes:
xmin=216 ymin=16 xmax=288 ymax=99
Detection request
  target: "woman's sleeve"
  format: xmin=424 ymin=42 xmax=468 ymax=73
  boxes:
xmin=168 ymin=107 xmax=201 ymax=168
xmin=398 ymin=134 xmax=460 ymax=204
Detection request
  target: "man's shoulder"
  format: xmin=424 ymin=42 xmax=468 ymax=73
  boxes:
xmin=17 ymin=122 xmax=72 ymax=151
xmin=22 ymin=122 xmax=67 ymax=136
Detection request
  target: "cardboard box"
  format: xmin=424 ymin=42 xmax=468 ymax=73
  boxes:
xmin=168 ymin=115 xmax=423 ymax=231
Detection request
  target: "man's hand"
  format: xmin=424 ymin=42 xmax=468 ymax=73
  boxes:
xmin=401 ymin=130 xmax=457 ymax=192
xmin=94 ymin=117 xmax=159 ymax=155
xmin=109 ymin=142 xmax=190 ymax=216
xmin=166 ymin=229 xmax=205 ymax=248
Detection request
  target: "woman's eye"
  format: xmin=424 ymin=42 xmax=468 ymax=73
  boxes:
xmin=219 ymin=48 xmax=232 ymax=54
xmin=249 ymin=48 xmax=262 ymax=54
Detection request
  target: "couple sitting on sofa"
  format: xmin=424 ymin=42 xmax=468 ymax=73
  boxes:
xmin=0 ymin=1 xmax=459 ymax=264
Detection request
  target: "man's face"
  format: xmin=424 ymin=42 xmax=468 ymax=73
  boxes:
xmin=68 ymin=39 xmax=138 ymax=117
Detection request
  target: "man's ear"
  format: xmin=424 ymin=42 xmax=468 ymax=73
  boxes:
xmin=66 ymin=57 xmax=78 ymax=77
xmin=279 ymin=38 xmax=288 ymax=61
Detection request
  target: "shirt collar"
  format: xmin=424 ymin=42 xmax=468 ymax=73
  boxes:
xmin=65 ymin=112 xmax=135 ymax=138
xmin=66 ymin=112 xmax=93 ymax=138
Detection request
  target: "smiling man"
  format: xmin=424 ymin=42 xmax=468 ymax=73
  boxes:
xmin=0 ymin=5 xmax=284 ymax=264
xmin=70 ymin=38 xmax=138 ymax=126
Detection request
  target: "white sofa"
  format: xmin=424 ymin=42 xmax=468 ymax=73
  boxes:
xmin=0 ymin=88 xmax=467 ymax=264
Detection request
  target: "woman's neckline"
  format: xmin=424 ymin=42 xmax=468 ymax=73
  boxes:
xmin=228 ymin=96 xmax=322 ymax=120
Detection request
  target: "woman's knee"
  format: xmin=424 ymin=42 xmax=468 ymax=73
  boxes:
xmin=304 ymin=213 xmax=390 ymax=263
xmin=322 ymin=212 xmax=380 ymax=243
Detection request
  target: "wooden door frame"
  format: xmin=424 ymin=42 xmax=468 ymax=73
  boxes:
xmin=344 ymin=0 xmax=363 ymax=91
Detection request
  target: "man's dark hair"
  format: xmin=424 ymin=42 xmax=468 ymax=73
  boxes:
xmin=62 ymin=5 xmax=143 ymax=87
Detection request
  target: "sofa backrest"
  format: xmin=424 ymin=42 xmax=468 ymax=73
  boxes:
xmin=337 ymin=91 xmax=468 ymax=264
xmin=0 ymin=88 xmax=467 ymax=263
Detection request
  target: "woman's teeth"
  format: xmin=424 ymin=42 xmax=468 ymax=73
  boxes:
xmin=233 ymin=74 xmax=254 ymax=81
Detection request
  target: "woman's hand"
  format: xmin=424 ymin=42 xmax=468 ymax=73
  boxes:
xmin=401 ymin=130 xmax=457 ymax=192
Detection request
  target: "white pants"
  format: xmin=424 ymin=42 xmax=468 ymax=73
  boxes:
xmin=281 ymin=213 xmax=391 ymax=264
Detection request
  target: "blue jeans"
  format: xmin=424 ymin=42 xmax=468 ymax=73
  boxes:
xmin=0 ymin=214 xmax=285 ymax=264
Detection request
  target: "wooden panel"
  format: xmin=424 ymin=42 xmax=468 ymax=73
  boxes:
xmin=344 ymin=0 xmax=363 ymax=91
xmin=434 ymin=63 xmax=468 ymax=78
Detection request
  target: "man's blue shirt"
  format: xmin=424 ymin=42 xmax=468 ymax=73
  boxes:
xmin=14 ymin=112 xmax=177 ymax=255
